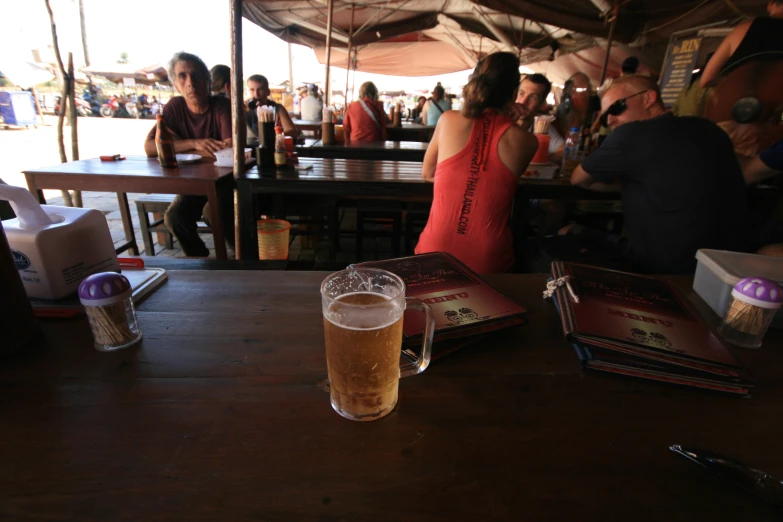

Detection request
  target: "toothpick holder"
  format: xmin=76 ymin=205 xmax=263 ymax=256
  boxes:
xmin=719 ymin=277 xmax=782 ymax=349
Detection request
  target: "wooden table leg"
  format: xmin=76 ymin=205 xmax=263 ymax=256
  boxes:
xmin=207 ymin=184 xmax=228 ymax=260
xmin=235 ymin=180 xmax=259 ymax=261
xmin=116 ymin=193 xmax=140 ymax=256
xmin=24 ymin=174 xmax=46 ymax=204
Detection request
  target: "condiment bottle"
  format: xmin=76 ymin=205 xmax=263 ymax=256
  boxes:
xmin=274 ymin=126 xmax=287 ymax=167
xmin=156 ymin=114 xmax=178 ymax=168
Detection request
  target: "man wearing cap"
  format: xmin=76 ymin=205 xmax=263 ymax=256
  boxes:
xmin=300 ymin=84 xmax=323 ymax=121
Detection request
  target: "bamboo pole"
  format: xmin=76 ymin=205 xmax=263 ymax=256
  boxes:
xmin=79 ymin=0 xmax=90 ymax=66
xmin=599 ymin=0 xmax=620 ymax=87
xmin=44 ymin=0 xmax=74 ymax=207
xmin=230 ymin=0 xmax=246 ymax=259
xmin=324 ymin=0 xmax=335 ymax=106
xmin=67 ymin=54 xmax=82 ymax=207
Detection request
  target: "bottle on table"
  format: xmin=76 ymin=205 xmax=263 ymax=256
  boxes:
xmin=274 ymin=126 xmax=287 ymax=167
xmin=155 ymin=114 xmax=178 ymax=168
xmin=559 ymin=127 xmax=581 ymax=180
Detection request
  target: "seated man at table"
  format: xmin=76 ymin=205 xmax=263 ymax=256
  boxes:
xmin=420 ymin=83 xmax=451 ymax=127
xmin=343 ymin=81 xmax=387 ymax=144
xmin=569 ymin=74 xmax=748 ymax=274
xmin=246 ymin=74 xmax=297 ymax=138
xmin=210 ymin=64 xmax=230 ymax=98
xmin=515 ymin=74 xmax=564 ymax=161
xmin=143 ymin=51 xmax=233 ymax=257
xmin=300 ymin=84 xmax=323 ymax=121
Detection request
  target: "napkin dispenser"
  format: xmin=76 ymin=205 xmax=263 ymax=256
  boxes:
xmin=0 ymin=185 xmax=119 ymax=300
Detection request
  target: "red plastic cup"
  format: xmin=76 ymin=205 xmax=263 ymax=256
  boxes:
xmin=531 ymin=133 xmax=550 ymax=164
xmin=284 ymin=136 xmax=294 ymax=154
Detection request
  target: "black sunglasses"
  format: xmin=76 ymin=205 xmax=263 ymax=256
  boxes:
xmin=599 ymin=90 xmax=648 ymax=127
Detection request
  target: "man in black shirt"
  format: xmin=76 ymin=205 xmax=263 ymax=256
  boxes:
xmin=571 ymin=75 xmax=747 ymax=274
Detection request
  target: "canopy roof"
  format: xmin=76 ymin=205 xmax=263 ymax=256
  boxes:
xmin=243 ymin=0 xmax=768 ymax=76
xmin=80 ymin=63 xmax=169 ymax=85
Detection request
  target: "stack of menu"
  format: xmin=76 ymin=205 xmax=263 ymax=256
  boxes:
xmin=550 ymin=262 xmax=754 ymax=397
xmin=357 ymin=252 xmax=526 ymax=360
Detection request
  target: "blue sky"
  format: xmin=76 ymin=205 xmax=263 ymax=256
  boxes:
xmin=4 ymin=0 xmax=472 ymax=92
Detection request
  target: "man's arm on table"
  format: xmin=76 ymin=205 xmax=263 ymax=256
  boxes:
xmin=742 ymin=140 xmax=783 ymax=185
xmin=144 ymin=126 xmax=229 ymax=159
xmin=277 ymin=105 xmax=298 ymax=138
xmin=571 ymin=165 xmax=621 ymax=191
xmin=570 ymin=126 xmax=625 ymax=192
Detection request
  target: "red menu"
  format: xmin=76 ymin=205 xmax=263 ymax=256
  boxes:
xmin=358 ymin=252 xmax=526 ymax=343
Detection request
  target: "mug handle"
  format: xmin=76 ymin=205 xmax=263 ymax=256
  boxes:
xmin=400 ymin=297 xmax=435 ymax=378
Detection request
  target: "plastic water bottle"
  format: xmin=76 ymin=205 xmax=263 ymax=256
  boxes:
xmin=560 ymin=127 xmax=582 ymax=180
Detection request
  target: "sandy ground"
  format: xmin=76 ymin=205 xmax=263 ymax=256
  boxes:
xmin=1 ymin=116 xmax=156 ymax=194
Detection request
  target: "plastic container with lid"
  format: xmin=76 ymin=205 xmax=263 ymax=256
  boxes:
xmin=78 ymin=272 xmax=143 ymax=351
xmin=214 ymin=147 xmax=252 ymax=167
xmin=693 ymin=249 xmax=783 ymax=328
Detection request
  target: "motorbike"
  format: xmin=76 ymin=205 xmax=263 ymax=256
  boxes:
xmin=100 ymin=95 xmax=137 ymax=118
xmin=54 ymin=95 xmax=92 ymax=117
xmin=100 ymin=95 xmax=119 ymax=118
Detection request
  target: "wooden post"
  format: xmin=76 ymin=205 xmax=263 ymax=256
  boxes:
xmin=344 ymin=5 xmax=355 ymax=106
xmin=599 ymin=0 xmax=620 ymax=87
xmin=324 ymin=0 xmax=335 ymax=107
xmin=67 ymin=53 xmax=82 ymax=207
xmin=30 ymin=87 xmax=45 ymax=126
xmin=79 ymin=0 xmax=90 ymax=66
xmin=230 ymin=0 xmax=247 ymax=259
xmin=45 ymin=0 xmax=74 ymax=207
xmin=287 ymin=42 xmax=294 ymax=95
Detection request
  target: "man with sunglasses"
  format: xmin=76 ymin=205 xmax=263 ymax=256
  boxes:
xmin=569 ymin=75 xmax=748 ymax=274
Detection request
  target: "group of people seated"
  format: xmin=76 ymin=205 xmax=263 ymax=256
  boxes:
xmin=146 ymin=5 xmax=783 ymax=276
xmin=414 ymin=1 xmax=783 ymax=276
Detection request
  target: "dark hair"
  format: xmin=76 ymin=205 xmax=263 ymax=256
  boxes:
xmin=248 ymin=74 xmax=269 ymax=89
xmin=461 ymin=52 xmax=521 ymax=119
xmin=432 ymin=83 xmax=445 ymax=100
xmin=523 ymin=73 xmax=552 ymax=100
xmin=210 ymin=64 xmax=230 ymax=92
xmin=621 ymin=56 xmax=640 ymax=74
xmin=418 ymin=96 xmax=426 ymax=102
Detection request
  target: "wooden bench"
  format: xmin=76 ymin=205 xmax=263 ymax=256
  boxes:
xmin=135 ymin=195 xmax=211 ymax=256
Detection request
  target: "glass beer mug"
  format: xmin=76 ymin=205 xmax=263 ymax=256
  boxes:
xmin=321 ymin=268 xmax=435 ymax=421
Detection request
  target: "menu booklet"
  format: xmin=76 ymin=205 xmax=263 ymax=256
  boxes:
xmin=551 ymin=262 xmax=754 ymax=397
xmin=357 ymin=252 xmax=526 ymax=359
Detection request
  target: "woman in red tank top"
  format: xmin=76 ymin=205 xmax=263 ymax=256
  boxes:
xmin=415 ymin=53 xmax=538 ymax=273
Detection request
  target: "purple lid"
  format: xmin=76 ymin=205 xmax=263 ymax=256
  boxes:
xmin=731 ymin=277 xmax=783 ymax=309
xmin=78 ymin=272 xmax=132 ymax=306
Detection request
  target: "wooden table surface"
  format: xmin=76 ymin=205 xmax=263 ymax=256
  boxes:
xmin=2 ymin=269 xmax=782 ymax=521
xmin=23 ymin=156 xmax=235 ymax=260
xmin=235 ymin=157 xmax=619 ymax=260
xmin=297 ymin=139 xmax=428 ymax=162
